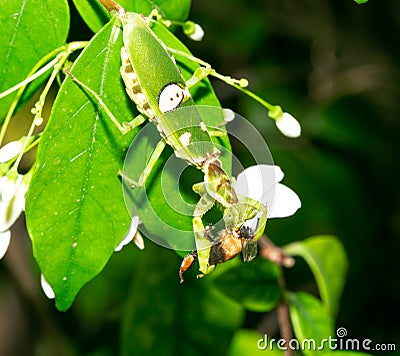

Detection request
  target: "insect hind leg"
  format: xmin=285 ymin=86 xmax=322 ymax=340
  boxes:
xmin=64 ymin=69 xmax=147 ymax=134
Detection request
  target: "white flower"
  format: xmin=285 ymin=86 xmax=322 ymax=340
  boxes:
xmin=275 ymin=112 xmax=301 ymax=138
xmin=0 ymin=140 xmax=24 ymax=163
xmin=235 ymin=165 xmax=301 ymax=219
xmin=183 ymin=21 xmax=205 ymax=41
xmin=41 ymin=274 xmax=55 ymax=299
xmin=0 ymin=171 xmax=32 ymax=259
xmin=0 ymin=230 xmax=11 ymax=259
xmin=115 ymin=215 xmax=144 ymax=251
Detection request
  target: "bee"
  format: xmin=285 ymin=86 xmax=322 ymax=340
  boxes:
xmin=179 ymin=221 xmax=259 ymax=283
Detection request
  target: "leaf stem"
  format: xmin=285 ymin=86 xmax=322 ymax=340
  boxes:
xmin=0 ymin=42 xmax=87 ymax=147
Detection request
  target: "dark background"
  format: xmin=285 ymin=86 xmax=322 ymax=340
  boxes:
xmin=188 ymin=0 xmax=400 ymax=347
xmin=1 ymin=0 xmax=399 ymax=354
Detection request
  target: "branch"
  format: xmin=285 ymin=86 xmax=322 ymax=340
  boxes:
xmin=258 ymin=235 xmax=295 ymax=356
xmin=98 ymin=0 xmax=123 ymax=13
xmin=258 ymin=235 xmax=295 ymax=267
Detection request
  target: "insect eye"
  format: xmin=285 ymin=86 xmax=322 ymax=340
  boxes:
xmin=158 ymin=83 xmax=186 ymax=113
xmin=239 ymin=225 xmax=254 ymax=240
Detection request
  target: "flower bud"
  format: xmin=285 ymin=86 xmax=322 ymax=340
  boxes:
xmin=183 ymin=21 xmax=205 ymax=41
xmin=275 ymin=112 xmax=301 ymax=138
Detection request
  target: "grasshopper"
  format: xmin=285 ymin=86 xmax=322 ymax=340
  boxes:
xmin=70 ymin=0 xmax=268 ymax=281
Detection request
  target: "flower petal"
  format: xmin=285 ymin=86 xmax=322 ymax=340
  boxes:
xmin=133 ymin=231 xmax=145 ymax=250
xmin=40 ymin=274 xmax=55 ymax=299
xmin=115 ymin=216 xmax=141 ymax=251
xmin=1 ymin=175 xmax=19 ymax=202
xmin=235 ymin=165 xmax=284 ymax=202
xmin=268 ymin=183 xmax=301 ymax=218
xmin=0 ymin=230 xmax=11 ymax=259
xmin=0 ymin=175 xmax=25 ymax=231
xmin=0 ymin=140 xmax=24 ymax=163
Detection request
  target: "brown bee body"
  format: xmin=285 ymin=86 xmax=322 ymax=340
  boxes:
xmin=179 ymin=226 xmax=255 ymax=282
xmin=208 ymin=229 xmax=243 ymax=265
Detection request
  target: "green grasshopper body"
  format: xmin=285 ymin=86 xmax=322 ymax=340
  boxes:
xmin=70 ymin=2 xmax=268 ymax=281
xmin=121 ymin=12 xmax=216 ymax=167
xmin=120 ymin=11 xmax=264 ymax=279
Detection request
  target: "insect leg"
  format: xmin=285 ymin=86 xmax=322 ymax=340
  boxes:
xmin=193 ymin=216 xmax=215 ymax=276
xmin=65 ymin=69 xmax=146 ymax=134
xmin=121 ymin=139 xmax=166 ymax=188
xmin=166 ymin=48 xmax=248 ymax=89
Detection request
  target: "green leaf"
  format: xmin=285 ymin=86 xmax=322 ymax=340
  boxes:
xmin=354 ymin=0 xmax=368 ymax=4
xmin=213 ymin=258 xmax=282 ymax=312
xmin=284 ymin=235 xmax=348 ymax=317
xmin=287 ymin=292 xmax=334 ymax=355
xmin=228 ymin=329 xmax=284 ymax=356
xmin=26 ymin=18 xmax=136 ymax=311
xmin=73 ymin=0 xmax=192 ymax=33
xmin=0 ymin=0 xmax=70 ymax=120
xmin=120 ymin=241 xmax=243 ymax=356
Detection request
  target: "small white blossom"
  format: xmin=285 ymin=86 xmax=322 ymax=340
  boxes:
xmin=183 ymin=21 xmax=205 ymax=41
xmin=0 ymin=171 xmax=32 ymax=259
xmin=0 ymin=140 xmax=24 ymax=163
xmin=115 ymin=215 xmax=144 ymax=251
xmin=0 ymin=231 xmax=11 ymax=259
xmin=41 ymin=274 xmax=55 ymax=299
xmin=223 ymin=108 xmax=236 ymax=123
xmin=275 ymin=112 xmax=301 ymax=138
xmin=190 ymin=24 xmax=205 ymax=41
xmin=235 ymin=164 xmax=301 ymax=219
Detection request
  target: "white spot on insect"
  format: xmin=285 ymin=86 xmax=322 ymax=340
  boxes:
xmin=158 ymin=83 xmax=186 ymax=113
xmin=72 ymin=242 xmax=77 ymax=248
xmin=179 ymin=132 xmax=192 ymax=146
xmin=200 ymin=121 xmax=207 ymax=131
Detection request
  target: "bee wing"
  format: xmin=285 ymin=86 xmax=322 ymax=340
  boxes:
xmin=242 ymin=240 xmax=258 ymax=262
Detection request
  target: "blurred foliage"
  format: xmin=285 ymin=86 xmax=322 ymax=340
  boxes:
xmin=0 ymin=0 xmax=399 ymax=355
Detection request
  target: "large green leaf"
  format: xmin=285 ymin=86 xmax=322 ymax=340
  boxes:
xmin=287 ymin=292 xmax=334 ymax=355
xmin=73 ymin=0 xmax=191 ymax=33
xmin=0 ymin=0 xmax=70 ymax=121
xmin=213 ymin=258 xmax=282 ymax=312
xmin=26 ymin=18 xmax=136 ymax=311
xmin=120 ymin=241 xmax=243 ymax=355
xmin=284 ymin=235 xmax=348 ymax=317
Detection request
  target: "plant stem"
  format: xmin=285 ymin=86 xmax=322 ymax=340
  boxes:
xmin=277 ymin=299 xmax=294 ymax=356
xmin=258 ymin=235 xmax=295 ymax=267
xmin=258 ymin=235 xmax=295 ymax=356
